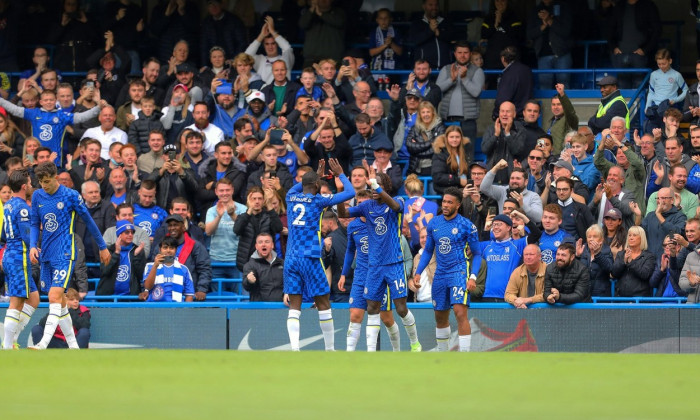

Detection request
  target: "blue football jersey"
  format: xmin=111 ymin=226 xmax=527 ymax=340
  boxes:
xmin=286 ymin=174 xmax=355 ymax=258
xmin=348 ymin=197 xmax=405 ymax=267
xmin=24 ymin=108 xmax=74 ymax=166
xmin=30 ymin=184 xmax=107 ymax=261
xmin=341 ymin=218 xmax=369 ymax=276
xmin=133 ymin=203 xmax=168 ymax=237
xmin=539 ymin=229 xmax=574 ymax=265
xmin=3 ymin=197 xmax=32 ymax=258
xmin=416 ymin=214 xmax=482 ymax=276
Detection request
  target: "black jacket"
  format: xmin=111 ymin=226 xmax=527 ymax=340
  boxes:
xmin=242 ymin=251 xmax=285 ymax=302
xmin=683 ymin=82 xmax=700 ymax=126
xmin=405 ymin=122 xmax=445 ymax=175
xmin=579 ymin=244 xmax=614 ymax=297
xmin=148 ymin=167 xmax=199 ymax=211
xmin=198 ymin=158 xmax=247 ymax=206
xmin=559 ymin=200 xmax=595 ymax=242
xmin=322 ymin=226 xmax=347 ymax=295
xmin=407 ymin=17 xmax=456 ymax=69
xmin=74 ymin=198 xmax=116 ymax=261
xmin=481 ymin=121 xmax=526 ymax=185
xmin=233 ymin=211 xmax=284 ymax=272
xmin=588 ymin=90 xmax=628 ymax=135
xmin=611 ymin=250 xmax=656 ymax=297
xmin=431 ymin=148 xmax=464 ymax=195
xmin=544 ymin=258 xmax=591 ymax=304
xmin=97 ymin=243 xmax=147 ymax=296
xmin=493 ymin=61 xmax=533 ymax=120
xmin=128 ymin=110 xmax=165 ymax=154
xmin=304 ymin=134 xmax=353 ymax=176
xmin=199 ymin=11 xmax=247 ymax=66
xmin=261 ymin=80 xmax=301 ymax=118
xmin=608 ymin=0 xmax=661 ymax=57
xmin=246 ymin=162 xmax=294 ymax=197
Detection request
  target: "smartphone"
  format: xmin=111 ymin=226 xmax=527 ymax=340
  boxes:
xmin=86 ymin=81 xmax=95 ymax=89
xmin=269 ymin=129 xmax=285 ymax=145
xmin=467 ymin=180 xmax=474 ymax=188
xmin=27 ymin=155 xmax=34 ymax=164
xmin=537 ymin=139 xmax=545 ymax=148
xmin=269 ymin=171 xmax=277 ymax=178
xmin=488 ymin=206 xmax=497 ymax=216
xmin=163 ymin=255 xmax=175 ymax=264
xmin=167 ymin=150 xmax=177 ymax=161
xmin=412 ymin=197 xmax=426 ymax=212
xmin=342 ymin=59 xmax=350 ymax=67
xmin=215 ymin=79 xmax=233 ymax=95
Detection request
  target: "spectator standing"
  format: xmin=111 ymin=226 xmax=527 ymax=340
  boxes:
xmin=641 ymin=187 xmax=687 ymax=258
xmin=115 ymin=58 xmax=165 ymax=109
xmin=149 ymin=147 xmax=199 ymax=211
xmin=200 ymin=0 xmax=246 ymax=68
xmin=298 ymin=0 xmax=346 ymax=66
xmin=150 ymin=1 xmax=199 ymax=68
xmin=576 ymin=224 xmax=614 ymax=297
xmin=141 ymin=236 xmax=195 ymax=302
xmin=243 ymin=232 xmax=284 ymax=302
xmin=480 ymin=0 xmax=523 ymax=76
xmin=650 ymin=236 xmax=687 ymax=298
xmin=233 ymin=187 xmax=283 ymax=273
xmin=431 ymin=125 xmax=470 ymax=196
xmin=481 ymin=159 xmax=543 ymax=224
xmin=205 ymin=178 xmax=247 ymax=285
xmin=436 ymin=41 xmax=484 ymax=162
xmin=527 ymin=0 xmax=573 ymax=88
xmin=405 ymin=100 xmax=444 ymax=176
xmin=103 ymin=0 xmax=145 ymax=75
xmin=245 ymin=15 xmax=294 ymax=85
xmin=368 ymin=8 xmax=403 ymax=73
xmin=407 ymin=0 xmax=456 ymax=69
xmin=481 ymin=101 xmax=525 ymax=185
xmin=493 ymin=46 xmax=533 ymax=120
xmin=611 ymin=226 xmax=655 ymax=297
xmin=321 ymin=211 xmax=348 ymax=302
xmin=547 ymin=84 xmax=579 ymax=154
xmin=81 ymin=106 xmax=128 ymax=161
xmin=588 ymin=76 xmax=629 ymax=135
xmin=103 ymin=203 xmax=152 ymax=260
xmin=136 ymin=130 xmax=166 ymax=174
xmin=48 ymin=0 xmax=98 ymax=71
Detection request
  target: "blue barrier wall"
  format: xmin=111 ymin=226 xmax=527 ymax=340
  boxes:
xmin=4 ymin=303 xmax=699 ymax=353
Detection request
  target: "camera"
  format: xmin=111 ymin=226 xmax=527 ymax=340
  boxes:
xmin=163 ymin=144 xmax=178 ymax=161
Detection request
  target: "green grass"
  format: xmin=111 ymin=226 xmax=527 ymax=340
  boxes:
xmin=0 ymin=351 xmax=697 ymax=419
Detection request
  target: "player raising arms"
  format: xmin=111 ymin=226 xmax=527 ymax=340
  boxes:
xmin=2 ymin=169 xmax=39 ymax=349
xmin=412 ymin=187 xmax=483 ymax=352
xmin=344 ymin=166 xmax=422 ymax=352
xmin=338 ymin=189 xmax=401 ymax=352
xmin=284 ymin=158 xmax=355 ymax=351
xmin=29 ymin=162 xmax=111 ymax=350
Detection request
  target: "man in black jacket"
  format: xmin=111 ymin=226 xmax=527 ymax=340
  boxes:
xmin=75 ymin=180 xmax=116 ymax=276
xmin=321 ymin=211 xmax=348 ymax=302
xmin=544 ymin=242 xmax=590 ymax=304
xmin=198 ymin=142 xmax=247 ymax=207
xmin=233 ymin=187 xmax=283 ymax=272
xmin=245 ymin=144 xmax=294 ymax=196
xmin=406 ymin=0 xmax=456 ymax=69
xmin=243 ymin=233 xmax=284 ymax=302
xmin=492 ymin=46 xmax=533 ymax=120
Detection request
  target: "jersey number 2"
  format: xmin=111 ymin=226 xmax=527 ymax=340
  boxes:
xmin=292 ymin=203 xmax=306 ymax=226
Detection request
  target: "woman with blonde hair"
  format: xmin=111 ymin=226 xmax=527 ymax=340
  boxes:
xmin=611 ymin=226 xmax=655 ymax=297
xmin=0 ymin=108 xmax=25 ymax=168
xmin=431 ymin=125 xmax=470 ymax=195
xmin=576 ymin=224 xmax=614 ymax=297
xmin=22 ymin=137 xmax=40 ymax=168
xmin=405 ymin=101 xmax=444 ymax=176
xmin=404 ymin=174 xmax=438 ymax=252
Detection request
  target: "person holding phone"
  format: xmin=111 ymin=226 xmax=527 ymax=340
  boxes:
xmin=141 ymin=236 xmax=195 ymax=302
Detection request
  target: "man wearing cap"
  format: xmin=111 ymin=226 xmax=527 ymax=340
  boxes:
xmin=186 ymin=101 xmax=224 ymax=154
xmin=371 ymin=139 xmax=403 ymax=195
xmin=388 ymin=86 xmax=423 ymax=163
xmin=162 ymin=62 xmax=205 ymax=108
xmin=436 ymin=41 xmax=483 ymax=162
xmin=477 ymin=211 xmax=542 ymax=302
xmin=151 ymin=214 xmax=211 ymax=301
xmin=588 ymin=75 xmax=629 ymax=135
xmin=590 ymin=165 xmax=637 ymax=229
xmin=206 ymin=77 xmax=240 ymax=139
xmin=97 ymin=220 xmax=147 ymax=296
xmin=103 ymin=203 xmax=151 ymax=260
xmin=481 ymin=159 xmax=543 ymax=224
xmin=233 ymin=90 xmax=274 ymax=135
xmin=540 ymin=159 xmax=589 ymax=205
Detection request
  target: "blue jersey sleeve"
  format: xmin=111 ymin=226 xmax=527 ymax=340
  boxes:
xmin=414 ymin=219 xmax=436 ymax=276
xmin=182 ymin=266 xmax=195 ymax=295
xmin=18 ymin=204 xmax=32 ymax=246
xmin=30 ymin=191 xmax=40 ymax=249
xmin=72 ymin=193 xmax=107 ymax=250
xmin=287 ymin=181 xmax=303 ymax=198
xmin=341 ymin=230 xmax=357 ymax=277
xmin=143 ymin=263 xmax=154 ymax=283
xmin=347 ymin=199 xmax=369 ymax=218
xmin=466 ymin=220 xmax=482 ymax=276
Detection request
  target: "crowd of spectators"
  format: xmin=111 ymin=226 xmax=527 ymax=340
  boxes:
xmin=0 ymin=0 xmax=698 ymax=305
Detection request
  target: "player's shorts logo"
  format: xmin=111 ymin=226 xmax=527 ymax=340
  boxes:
xmin=364 ymin=287 xmax=368 ymax=295
xmin=139 ymin=221 xmax=153 ymax=235
xmin=57 ymin=202 xmax=64 ymax=210
xmin=374 ymin=217 xmax=387 ymax=235
xmin=44 ymin=213 xmax=59 ymax=232
xmin=438 ymin=237 xmax=452 ymax=254
xmin=116 ymin=264 xmax=129 ymax=282
xmin=349 ymin=297 xmax=354 ymax=304
xmin=432 ymin=299 xmax=437 ymax=307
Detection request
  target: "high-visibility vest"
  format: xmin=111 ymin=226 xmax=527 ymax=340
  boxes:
xmin=596 ymin=95 xmax=630 ymax=129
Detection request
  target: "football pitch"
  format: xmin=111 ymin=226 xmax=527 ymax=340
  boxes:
xmin=1 ymin=350 xmax=696 ymax=419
